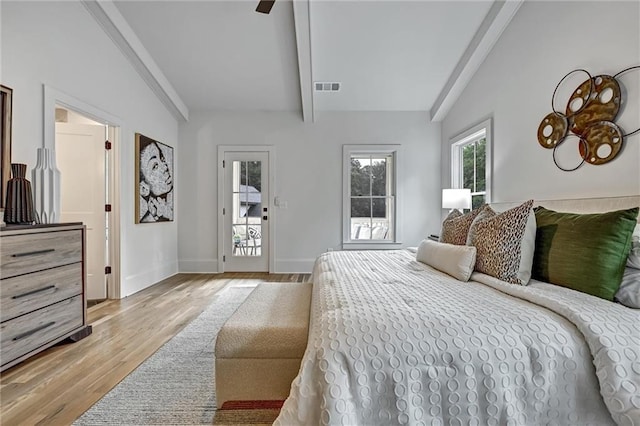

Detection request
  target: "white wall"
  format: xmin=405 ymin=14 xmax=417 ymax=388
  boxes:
xmin=178 ymin=111 xmax=441 ymax=273
xmin=441 ymin=1 xmax=640 ymax=202
xmin=1 ymin=1 xmax=179 ymax=297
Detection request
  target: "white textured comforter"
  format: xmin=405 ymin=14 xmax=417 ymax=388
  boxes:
xmin=275 ymin=250 xmax=640 ymax=426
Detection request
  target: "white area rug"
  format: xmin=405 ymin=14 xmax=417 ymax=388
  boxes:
xmin=74 ymin=284 xmax=256 ymax=425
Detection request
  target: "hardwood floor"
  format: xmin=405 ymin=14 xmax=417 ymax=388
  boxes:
xmin=0 ymin=272 xmax=311 ymax=425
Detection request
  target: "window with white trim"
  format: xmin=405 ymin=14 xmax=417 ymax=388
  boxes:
xmin=343 ymin=145 xmax=401 ymax=249
xmin=450 ymin=119 xmax=492 ymax=209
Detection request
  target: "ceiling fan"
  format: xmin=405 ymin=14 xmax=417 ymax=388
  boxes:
xmin=256 ymin=0 xmax=275 ymax=14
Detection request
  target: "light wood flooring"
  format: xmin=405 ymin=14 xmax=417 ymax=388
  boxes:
xmin=0 ymin=272 xmax=310 ymax=425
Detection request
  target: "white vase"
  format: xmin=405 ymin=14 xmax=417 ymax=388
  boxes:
xmin=32 ymin=147 xmax=61 ymax=224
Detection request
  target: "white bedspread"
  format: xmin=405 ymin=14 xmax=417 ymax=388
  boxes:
xmin=275 ymin=250 xmax=640 ymax=426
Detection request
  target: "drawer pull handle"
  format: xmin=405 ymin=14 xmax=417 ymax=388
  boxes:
xmin=11 ymin=248 xmax=55 ymax=258
xmin=12 ymin=285 xmax=57 ymax=299
xmin=12 ymin=322 xmax=56 ymax=341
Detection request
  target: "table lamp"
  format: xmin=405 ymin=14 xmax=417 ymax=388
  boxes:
xmin=442 ymin=188 xmax=472 ymax=213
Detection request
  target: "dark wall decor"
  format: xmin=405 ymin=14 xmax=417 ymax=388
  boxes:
xmin=135 ymin=133 xmax=174 ymax=223
xmin=537 ymin=66 xmax=639 ymax=171
xmin=1 ymin=85 xmax=12 ymax=208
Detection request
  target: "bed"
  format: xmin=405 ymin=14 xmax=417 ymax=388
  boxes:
xmin=275 ymin=196 xmax=640 ymax=426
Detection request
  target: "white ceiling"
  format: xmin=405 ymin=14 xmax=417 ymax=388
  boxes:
xmin=112 ymin=0 xmax=500 ymax=116
xmin=310 ymin=1 xmax=492 ymax=112
xmin=113 ymin=0 xmax=301 ymax=112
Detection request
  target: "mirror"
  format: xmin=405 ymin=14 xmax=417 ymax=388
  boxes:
xmin=1 ymin=85 xmax=12 ymax=209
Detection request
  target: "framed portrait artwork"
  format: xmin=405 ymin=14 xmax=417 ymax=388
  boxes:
xmin=1 ymin=85 xmax=13 ymax=209
xmin=135 ymin=133 xmax=174 ymax=223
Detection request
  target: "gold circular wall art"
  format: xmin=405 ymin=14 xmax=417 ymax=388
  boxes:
xmin=538 ymin=66 xmax=639 ymax=171
xmin=537 ymin=112 xmax=568 ymax=149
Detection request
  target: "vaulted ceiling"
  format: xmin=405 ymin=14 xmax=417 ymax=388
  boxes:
xmin=104 ymin=0 xmax=521 ymax=121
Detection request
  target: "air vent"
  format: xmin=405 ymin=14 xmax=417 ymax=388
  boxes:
xmin=314 ymin=82 xmax=341 ymax=92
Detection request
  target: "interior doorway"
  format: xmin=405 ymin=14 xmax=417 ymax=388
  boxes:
xmin=55 ymin=107 xmax=115 ymax=303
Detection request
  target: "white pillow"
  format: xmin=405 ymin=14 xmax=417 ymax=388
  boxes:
xmin=615 ymin=267 xmax=640 ymax=309
xmin=416 ymin=239 xmax=476 ymax=282
xmin=518 ymin=208 xmax=537 ymax=285
xmin=627 ymin=224 xmax=640 ymax=269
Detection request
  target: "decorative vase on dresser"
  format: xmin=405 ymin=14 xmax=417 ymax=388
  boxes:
xmin=0 ymin=223 xmax=92 ymax=372
xmin=32 ymin=147 xmax=61 ymax=224
xmin=3 ymin=163 xmax=35 ymax=225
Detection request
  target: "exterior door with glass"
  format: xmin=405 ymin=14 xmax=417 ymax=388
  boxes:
xmin=223 ymin=151 xmax=269 ymax=272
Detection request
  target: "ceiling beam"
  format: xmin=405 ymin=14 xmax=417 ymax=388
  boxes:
xmin=430 ymin=0 xmax=524 ymax=122
xmin=81 ymin=0 xmax=189 ymax=122
xmin=292 ymin=0 xmax=314 ymax=123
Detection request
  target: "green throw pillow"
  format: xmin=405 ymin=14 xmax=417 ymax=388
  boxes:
xmin=532 ymin=206 xmax=639 ymax=300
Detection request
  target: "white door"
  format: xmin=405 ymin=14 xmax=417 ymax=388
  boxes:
xmin=223 ymin=151 xmax=269 ymax=272
xmin=56 ymin=122 xmax=107 ymax=300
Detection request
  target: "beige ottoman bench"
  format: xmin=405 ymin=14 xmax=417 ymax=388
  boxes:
xmin=215 ymin=282 xmax=312 ymax=408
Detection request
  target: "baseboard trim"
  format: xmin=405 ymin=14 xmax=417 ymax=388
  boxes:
xmin=178 ymin=259 xmax=219 ymax=273
xmin=274 ymin=259 xmax=315 ymax=274
xmin=177 ymin=259 xmax=315 ymax=274
xmin=123 ymin=262 xmax=178 ymax=297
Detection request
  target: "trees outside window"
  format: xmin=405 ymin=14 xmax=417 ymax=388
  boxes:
xmin=451 ymin=119 xmax=492 ymax=209
xmin=343 ymin=145 xmax=401 ymax=248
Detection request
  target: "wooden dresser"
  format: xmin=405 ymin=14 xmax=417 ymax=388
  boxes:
xmin=1 ymin=223 xmax=92 ymax=372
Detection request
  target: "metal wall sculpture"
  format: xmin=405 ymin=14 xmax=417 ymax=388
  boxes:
xmin=537 ymin=66 xmax=639 ymax=171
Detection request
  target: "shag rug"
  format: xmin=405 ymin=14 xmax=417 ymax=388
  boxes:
xmin=74 ymin=283 xmax=277 ymax=425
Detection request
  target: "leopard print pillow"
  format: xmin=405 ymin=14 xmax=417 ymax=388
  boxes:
xmin=466 ymin=206 xmax=497 ymax=246
xmin=440 ymin=206 xmax=485 ymax=245
xmin=472 ymin=200 xmax=534 ymax=284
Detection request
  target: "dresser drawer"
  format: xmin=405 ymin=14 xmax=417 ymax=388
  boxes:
xmin=0 ymin=263 xmax=83 ymax=323
xmin=0 ymin=230 xmax=82 ymax=279
xmin=0 ymin=295 xmax=83 ymax=368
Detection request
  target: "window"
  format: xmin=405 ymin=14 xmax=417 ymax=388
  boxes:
xmin=450 ymin=119 xmax=492 ymax=209
xmin=343 ymin=145 xmax=401 ymax=249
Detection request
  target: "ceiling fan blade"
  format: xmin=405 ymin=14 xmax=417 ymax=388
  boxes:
xmin=256 ymin=0 xmax=275 ymax=14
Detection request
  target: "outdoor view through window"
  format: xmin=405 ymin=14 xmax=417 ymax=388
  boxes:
xmin=232 ymin=160 xmax=262 ymax=256
xmin=350 ymin=154 xmax=394 ymax=240
xmin=461 ymin=137 xmax=486 ymax=209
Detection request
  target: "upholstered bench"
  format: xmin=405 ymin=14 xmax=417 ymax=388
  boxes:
xmin=215 ymin=282 xmax=312 ymax=408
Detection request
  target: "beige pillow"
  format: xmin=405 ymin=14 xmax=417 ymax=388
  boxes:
xmin=416 ymin=239 xmax=477 ymax=282
xmin=440 ymin=205 xmax=485 ymax=246
xmin=472 ymin=200 xmax=534 ymax=284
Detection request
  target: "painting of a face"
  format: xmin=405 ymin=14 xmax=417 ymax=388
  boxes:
xmin=135 ymin=133 xmax=174 ymax=223
xmin=140 ymin=141 xmax=173 ymax=196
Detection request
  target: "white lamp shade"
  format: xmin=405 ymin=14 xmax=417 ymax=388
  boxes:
xmin=442 ymin=188 xmax=472 ymax=210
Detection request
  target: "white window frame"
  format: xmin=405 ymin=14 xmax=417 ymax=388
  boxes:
xmin=343 ymin=144 xmax=402 ymax=250
xmin=450 ymin=118 xmax=492 ymax=207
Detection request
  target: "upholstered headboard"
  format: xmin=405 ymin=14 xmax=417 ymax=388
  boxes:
xmin=491 ymin=196 xmax=640 ymax=223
